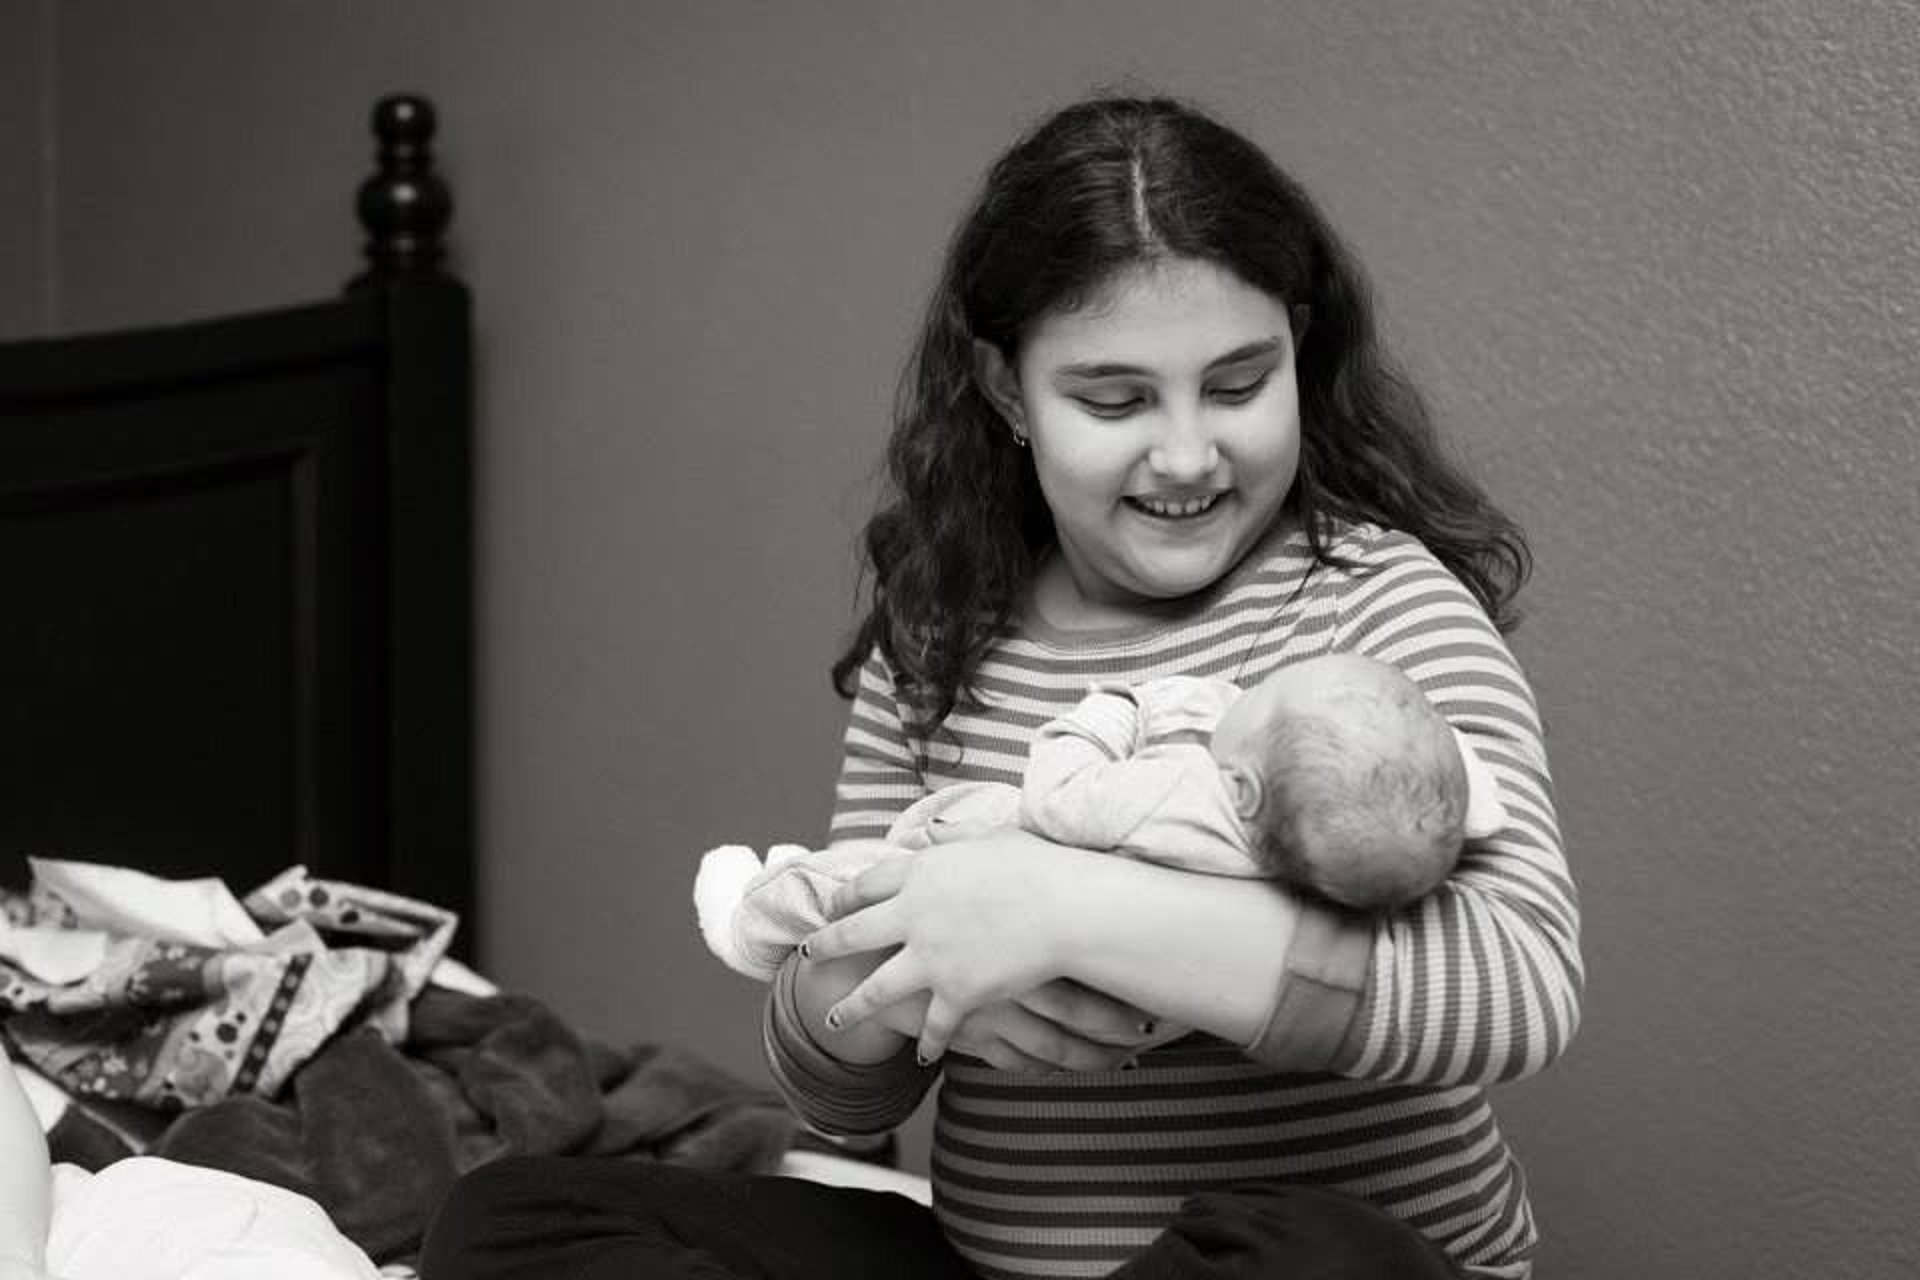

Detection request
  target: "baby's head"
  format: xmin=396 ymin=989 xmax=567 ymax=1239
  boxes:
xmin=1209 ymin=655 xmax=1467 ymax=910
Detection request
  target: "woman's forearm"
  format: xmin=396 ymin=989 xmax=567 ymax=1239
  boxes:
xmin=1043 ymin=850 xmax=1303 ymax=1047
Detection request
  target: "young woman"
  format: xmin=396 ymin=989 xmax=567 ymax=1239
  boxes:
xmin=422 ymin=93 xmax=1579 ymax=1280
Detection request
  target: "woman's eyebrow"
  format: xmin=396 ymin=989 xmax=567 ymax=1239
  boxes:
xmin=1054 ymin=337 xmax=1285 ymax=381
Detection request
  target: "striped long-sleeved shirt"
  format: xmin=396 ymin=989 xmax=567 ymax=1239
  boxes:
xmin=764 ymin=519 xmax=1582 ymax=1279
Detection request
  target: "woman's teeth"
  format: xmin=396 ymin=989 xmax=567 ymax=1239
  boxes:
xmin=1133 ymin=493 xmax=1220 ymax=518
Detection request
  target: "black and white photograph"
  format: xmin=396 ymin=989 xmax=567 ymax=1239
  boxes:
xmin=2 ymin=4 xmax=1914 ymax=1278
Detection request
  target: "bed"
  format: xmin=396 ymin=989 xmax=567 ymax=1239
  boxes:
xmin=0 ymin=95 xmax=473 ymax=940
xmin=0 ymin=95 xmax=921 ymax=1279
xmin=0 ymin=93 xmax=485 ymax=1278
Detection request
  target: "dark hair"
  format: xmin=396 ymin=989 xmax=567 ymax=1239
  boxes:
xmin=833 ymin=94 xmax=1531 ymax=732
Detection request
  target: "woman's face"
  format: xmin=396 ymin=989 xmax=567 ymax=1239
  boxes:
xmin=992 ymin=256 xmax=1303 ymax=616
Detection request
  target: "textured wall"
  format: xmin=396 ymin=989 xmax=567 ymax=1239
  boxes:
xmin=0 ymin=0 xmax=52 ymax=339
xmin=36 ymin=3 xmax=1920 ymax=1276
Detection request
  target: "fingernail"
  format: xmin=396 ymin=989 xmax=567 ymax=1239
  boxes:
xmin=825 ymin=1008 xmax=843 ymax=1030
xmin=798 ymin=940 xmax=812 ymax=959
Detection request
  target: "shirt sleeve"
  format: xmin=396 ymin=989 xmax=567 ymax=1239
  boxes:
xmin=763 ymin=952 xmax=939 ymax=1138
xmin=1299 ymin=525 xmax=1583 ymax=1086
xmin=762 ymin=647 xmax=939 ymax=1134
xmin=828 ymin=649 xmax=930 ymax=842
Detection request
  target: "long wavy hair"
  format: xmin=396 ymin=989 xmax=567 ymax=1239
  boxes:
xmin=833 ymin=95 xmax=1530 ymax=733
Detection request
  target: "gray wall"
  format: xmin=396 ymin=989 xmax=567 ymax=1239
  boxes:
xmin=15 ymin=3 xmax=1920 ymax=1276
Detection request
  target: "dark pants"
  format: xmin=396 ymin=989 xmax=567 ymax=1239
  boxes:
xmin=419 ymin=1157 xmax=1464 ymax=1279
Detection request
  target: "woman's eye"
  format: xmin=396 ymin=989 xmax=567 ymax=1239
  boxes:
xmin=1210 ymin=374 xmax=1270 ymax=404
xmin=1073 ymin=396 xmax=1145 ymax=419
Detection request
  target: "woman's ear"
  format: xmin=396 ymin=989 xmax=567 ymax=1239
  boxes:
xmin=971 ymin=339 xmax=1027 ymax=440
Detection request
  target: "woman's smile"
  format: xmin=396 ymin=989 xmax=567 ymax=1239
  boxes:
xmin=1126 ymin=491 xmax=1228 ymax=520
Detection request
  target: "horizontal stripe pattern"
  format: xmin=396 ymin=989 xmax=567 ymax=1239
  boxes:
xmin=805 ymin=521 xmax=1577 ymax=1278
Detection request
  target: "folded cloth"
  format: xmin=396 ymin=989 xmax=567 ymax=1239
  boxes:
xmin=45 ymin=1156 xmax=381 ymax=1280
xmin=29 ymin=856 xmax=265 ymax=949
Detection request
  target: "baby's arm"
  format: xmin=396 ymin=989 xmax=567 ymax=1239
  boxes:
xmin=1021 ymin=687 xmax=1185 ymax=849
xmin=0 ymin=1053 xmax=53 ymax=1280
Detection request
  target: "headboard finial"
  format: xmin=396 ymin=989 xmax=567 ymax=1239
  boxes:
xmin=350 ymin=93 xmax=454 ymax=288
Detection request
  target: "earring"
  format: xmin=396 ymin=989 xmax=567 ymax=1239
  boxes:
xmin=1007 ymin=415 xmax=1028 ymax=447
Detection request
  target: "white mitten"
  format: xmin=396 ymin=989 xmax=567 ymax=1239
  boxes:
xmin=693 ymin=845 xmax=767 ymax=979
xmin=693 ymin=840 xmax=905 ymax=982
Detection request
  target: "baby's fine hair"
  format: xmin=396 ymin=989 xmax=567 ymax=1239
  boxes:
xmin=834 ymin=92 xmax=1530 ymax=733
xmin=1249 ymin=665 xmax=1468 ymax=910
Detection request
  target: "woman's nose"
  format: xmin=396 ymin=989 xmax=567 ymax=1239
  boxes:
xmin=1147 ymin=415 xmax=1220 ymax=480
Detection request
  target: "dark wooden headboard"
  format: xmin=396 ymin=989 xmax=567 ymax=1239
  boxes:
xmin=0 ymin=96 xmax=475 ymax=956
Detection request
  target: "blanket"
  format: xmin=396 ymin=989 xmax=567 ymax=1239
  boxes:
xmin=2 ymin=860 xmax=796 ymax=1266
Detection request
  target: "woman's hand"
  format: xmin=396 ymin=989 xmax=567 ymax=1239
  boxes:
xmin=801 ymin=831 xmax=1093 ymax=1063
xmin=871 ymin=979 xmax=1159 ymax=1072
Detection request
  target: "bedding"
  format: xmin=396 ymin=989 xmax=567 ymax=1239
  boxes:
xmin=1 ymin=858 xmax=457 ymax=1110
xmin=3 ymin=858 xmax=800 ymax=1270
xmin=45 ymin=1158 xmax=382 ymax=1280
xmin=1 ymin=90 xmax=487 ymax=1273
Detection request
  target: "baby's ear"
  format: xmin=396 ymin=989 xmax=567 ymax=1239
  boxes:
xmin=1219 ymin=760 xmax=1265 ymax=822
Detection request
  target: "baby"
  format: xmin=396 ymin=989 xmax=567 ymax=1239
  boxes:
xmin=697 ymin=654 xmax=1505 ymax=982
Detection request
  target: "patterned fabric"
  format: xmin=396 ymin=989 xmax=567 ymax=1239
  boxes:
xmin=0 ymin=864 xmax=454 ymax=1112
xmin=766 ymin=519 xmax=1582 ymax=1280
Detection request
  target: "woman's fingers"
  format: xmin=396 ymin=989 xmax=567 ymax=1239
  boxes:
xmin=870 ymin=991 xmax=932 ymax=1040
xmin=968 ymin=1041 xmax=1060 ymax=1073
xmin=826 ymin=855 xmax=913 ymax=917
xmin=825 ymin=948 xmax=926 ymax=1032
xmin=1017 ymin=979 xmax=1159 ymax=1046
xmin=987 ymin=1001 xmax=1137 ymax=1071
xmin=918 ymin=995 xmax=963 ymax=1065
xmin=802 ymin=897 xmax=904 ymax=964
